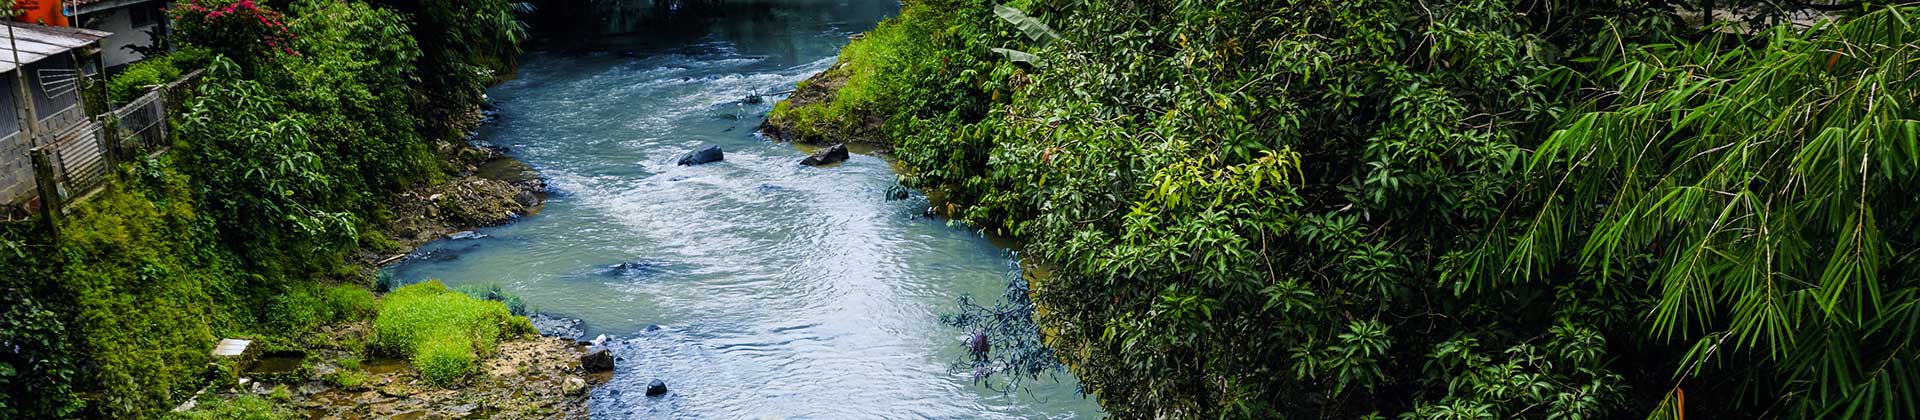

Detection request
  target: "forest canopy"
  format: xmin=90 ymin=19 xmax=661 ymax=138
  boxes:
xmin=769 ymin=0 xmax=1920 ymax=418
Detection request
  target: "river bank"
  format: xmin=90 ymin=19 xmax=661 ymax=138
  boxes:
xmin=168 ymin=104 xmax=614 ymax=419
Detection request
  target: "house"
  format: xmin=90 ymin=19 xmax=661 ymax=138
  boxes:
xmin=73 ymin=0 xmax=169 ymax=69
xmin=0 ymin=22 xmax=108 ymax=216
xmin=9 ymin=0 xmax=162 ymax=70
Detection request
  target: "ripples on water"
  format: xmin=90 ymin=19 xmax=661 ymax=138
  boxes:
xmin=382 ymin=1 xmax=1100 ymax=418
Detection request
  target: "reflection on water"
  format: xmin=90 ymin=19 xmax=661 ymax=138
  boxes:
xmin=384 ymin=1 xmax=1102 ymax=418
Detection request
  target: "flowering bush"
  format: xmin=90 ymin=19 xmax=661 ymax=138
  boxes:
xmin=170 ymin=0 xmax=295 ymax=68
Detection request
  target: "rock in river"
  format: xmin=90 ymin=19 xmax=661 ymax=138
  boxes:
xmin=677 ymin=145 xmax=724 ymax=166
xmin=800 ymin=143 xmax=849 ymax=166
xmin=581 ymin=347 xmax=615 ymax=373
xmin=646 ymin=379 xmax=669 ymax=396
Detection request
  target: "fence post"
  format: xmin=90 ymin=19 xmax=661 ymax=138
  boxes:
xmin=30 ymin=148 xmax=60 ymax=242
xmin=99 ymin=113 xmax=120 ymax=167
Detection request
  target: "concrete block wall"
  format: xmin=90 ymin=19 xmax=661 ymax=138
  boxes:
xmin=0 ymin=132 xmax=34 ymax=207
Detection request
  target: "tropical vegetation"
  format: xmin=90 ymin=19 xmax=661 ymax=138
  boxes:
xmin=0 ymin=0 xmax=530 ymax=416
xmin=777 ymin=0 xmax=1920 ymax=418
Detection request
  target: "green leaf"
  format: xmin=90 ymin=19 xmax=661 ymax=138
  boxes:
xmin=993 ymin=5 xmax=1060 ymax=46
xmin=991 ymin=47 xmax=1044 ymax=67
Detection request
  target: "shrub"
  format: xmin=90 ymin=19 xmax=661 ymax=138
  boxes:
xmin=108 ymin=57 xmax=182 ymax=103
xmin=266 ymin=284 xmax=374 ymax=334
xmin=170 ymin=45 xmax=216 ymax=70
xmin=176 ymin=56 xmax=356 ymax=277
xmin=372 ymin=281 xmax=532 ymax=386
xmin=170 ymin=0 xmax=295 ymax=69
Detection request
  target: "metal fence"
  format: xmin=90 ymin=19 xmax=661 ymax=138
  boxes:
xmin=114 ymin=88 xmax=168 ymax=154
xmin=6 ymin=68 xmax=203 ymax=222
xmin=38 ymin=119 xmax=109 ymax=205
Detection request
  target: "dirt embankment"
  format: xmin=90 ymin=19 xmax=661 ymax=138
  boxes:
xmin=360 ymin=105 xmax=550 ymax=267
xmin=756 ymin=55 xmax=891 ymax=148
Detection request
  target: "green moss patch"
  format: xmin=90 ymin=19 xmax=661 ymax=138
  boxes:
xmin=372 ymin=281 xmax=534 ymax=386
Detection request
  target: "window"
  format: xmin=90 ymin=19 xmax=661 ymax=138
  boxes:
xmin=130 ymin=4 xmax=162 ymax=28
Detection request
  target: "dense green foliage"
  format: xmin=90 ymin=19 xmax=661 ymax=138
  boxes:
xmin=175 ymin=0 xmax=440 ymax=279
xmin=372 ymin=281 xmax=534 ymax=385
xmin=107 ymin=57 xmax=182 ymax=103
xmin=1490 ymin=12 xmax=1920 ymax=418
xmin=107 ymin=46 xmax=214 ymax=103
xmin=0 ymin=0 xmax=526 ymax=416
xmin=778 ymin=0 xmax=1920 ymax=418
xmin=404 ymin=0 xmax=532 ymax=137
xmin=0 ymin=233 xmax=85 ymax=418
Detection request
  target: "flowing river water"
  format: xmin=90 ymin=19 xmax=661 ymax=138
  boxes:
xmin=383 ymin=1 xmax=1102 ymax=418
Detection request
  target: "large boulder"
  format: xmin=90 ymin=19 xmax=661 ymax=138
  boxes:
xmin=677 ymin=145 xmax=724 ymax=166
xmin=580 ymin=347 xmax=615 ymax=373
xmin=800 ymin=143 xmax=849 ymax=166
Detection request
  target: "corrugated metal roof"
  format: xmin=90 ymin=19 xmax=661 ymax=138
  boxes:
xmin=0 ymin=22 xmax=109 ymax=73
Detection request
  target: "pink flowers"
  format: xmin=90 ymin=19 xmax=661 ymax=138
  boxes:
xmin=171 ymin=0 xmax=298 ymax=57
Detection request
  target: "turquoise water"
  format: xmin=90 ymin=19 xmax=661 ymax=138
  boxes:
xmin=382 ymin=2 xmax=1101 ymax=418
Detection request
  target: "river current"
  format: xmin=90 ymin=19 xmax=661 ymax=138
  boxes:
xmin=383 ymin=1 xmax=1101 ymax=418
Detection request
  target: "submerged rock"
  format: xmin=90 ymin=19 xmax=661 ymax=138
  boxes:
xmin=603 ymin=261 xmax=660 ymax=277
xmin=800 ymin=143 xmax=850 ymax=166
xmin=677 ymin=145 xmax=724 ymax=166
xmin=529 ymin=313 xmax=585 ymax=340
xmin=646 ymin=379 xmax=669 ymax=396
xmin=581 ymin=347 xmax=615 ymax=373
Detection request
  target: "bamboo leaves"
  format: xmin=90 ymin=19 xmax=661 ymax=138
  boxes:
xmin=1493 ymin=6 xmax=1920 ymax=419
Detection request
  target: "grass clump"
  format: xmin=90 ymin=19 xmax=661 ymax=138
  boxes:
xmin=372 ymin=281 xmax=533 ymax=386
xmin=267 ymin=284 xmax=375 ymax=336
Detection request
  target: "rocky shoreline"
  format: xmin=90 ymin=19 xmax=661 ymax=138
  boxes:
xmin=363 ymin=104 xmax=552 ymax=265
xmin=181 ymin=105 xmax=611 ymax=419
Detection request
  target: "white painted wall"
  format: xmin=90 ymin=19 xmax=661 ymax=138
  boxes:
xmin=80 ymin=6 xmax=160 ymax=69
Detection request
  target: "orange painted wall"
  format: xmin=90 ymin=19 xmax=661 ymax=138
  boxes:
xmin=12 ymin=0 xmax=71 ymax=27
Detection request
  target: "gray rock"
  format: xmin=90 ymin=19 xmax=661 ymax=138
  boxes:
xmin=448 ymin=231 xmax=487 ymax=240
xmin=563 ymin=377 xmax=589 ymax=396
xmin=800 ymin=143 xmax=850 ymax=166
xmin=445 ymin=403 xmax=478 ymax=417
xmin=529 ymin=313 xmax=585 ymax=340
xmin=646 ymin=379 xmax=668 ymax=396
xmin=581 ymin=347 xmax=615 ymax=373
xmin=677 ymin=145 xmax=724 ymax=166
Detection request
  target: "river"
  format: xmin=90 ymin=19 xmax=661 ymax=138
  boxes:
xmin=382 ymin=1 xmax=1101 ymax=418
